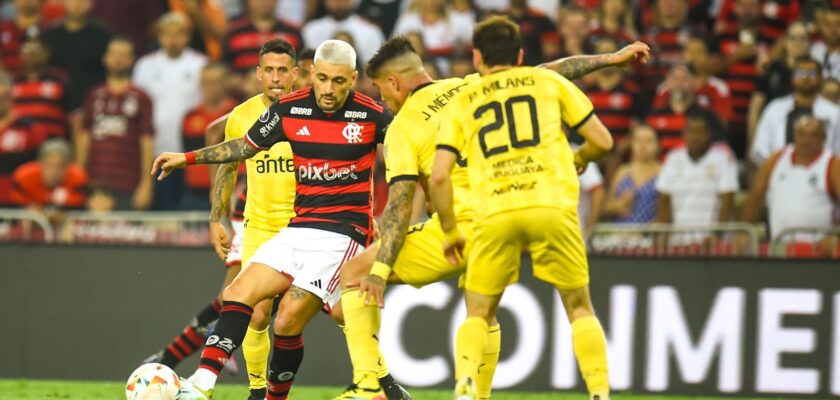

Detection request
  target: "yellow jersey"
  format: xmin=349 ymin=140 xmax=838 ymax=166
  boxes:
xmin=437 ymin=67 xmax=594 ymax=218
xmin=225 ymin=94 xmax=296 ymax=231
xmin=384 ymin=78 xmax=474 ymax=222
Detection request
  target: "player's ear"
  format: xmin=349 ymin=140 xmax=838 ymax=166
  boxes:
xmin=472 ymin=49 xmax=482 ymax=72
xmin=254 ymin=65 xmax=262 ymax=81
xmin=388 ymin=75 xmax=399 ymax=92
xmin=517 ymin=49 xmax=524 ymax=66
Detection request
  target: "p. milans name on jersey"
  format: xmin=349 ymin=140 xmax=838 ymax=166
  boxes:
xmin=468 ymin=76 xmax=536 ymax=102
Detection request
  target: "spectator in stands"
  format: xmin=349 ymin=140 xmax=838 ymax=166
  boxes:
xmin=0 ymin=70 xmax=47 ymax=206
xmin=640 ymin=0 xmax=691 ymax=96
xmin=133 ymin=12 xmax=206 ymax=209
xmin=12 ymin=138 xmax=87 ymax=223
xmin=655 ymin=108 xmax=738 ymax=240
xmin=741 ymin=116 xmax=840 ymax=256
xmin=86 ymin=185 xmax=115 ymax=214
xmin=294 ymin=48 xmax=315 ymax=90
xmin=78 ymin=37 xmax=154 ymax=211
xmin=303 ymin=0 xmax=384 ymax=63
xmin=274 ymin=0 xmax=316 ymax=27
xmin=404 ymin=32 xmax=427 ymax=60
xmin=449 ymin=54 xmax=474 ymax=78
xmin=751 ymin=58 xmax=840 ymax=167
xmin=42 ymin=0 xmax=111 ymax=115
xmin=579 ymin=161 xmax=604 ymax=240
xmin=180 ymin=62 xmax=236 ymax=210
xmin=584 ymin=36 xmax=641 ymax=145
xmin=655 ymin=35 xmax=733 ymax=123
xmin=646 ymin=64 xmax=697 ymax=153
xmin=589 ymin=0 xmax=637 ymax=46
xmin=711 ymin=0 xmax=773 ymax=158
xmin=552 ymin=6 xmax=589 ymax=59
xmin=505 ymin=0 xmax=558 ymax=65
xmin=824 ymin=77 xmax=840 ymax=104
xmin=748 ymin=21 xmax=811 ymax=142
xmin=0 ymin=0 xmax=43 ymax=74
xmin=392 ymin=0 xmax=473 ymax=60
xmin=603 ymin=125 xmax=661 ymax=223
xmin=14 ymin=37 xmax=68 ymax=139
xmin=357 ymin=0 xmax=403 ymax=38
xmin=224 ymin=0 xmax=302 ymax=73
xmin=812 ymin=6 xmax=840 ymax=80
xmin=170 ymin=0 xmax=227 ymax=61
xmin=715 ymin=0 xmax=799 ymax=42
xmin=91 ymin=0 xmax=164 ymax=55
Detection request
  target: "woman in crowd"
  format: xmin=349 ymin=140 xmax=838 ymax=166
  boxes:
xmin=602 ymin=124 xmax=661 ymax=223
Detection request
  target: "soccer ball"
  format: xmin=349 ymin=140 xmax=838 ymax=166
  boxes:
xmin=125 ymin=363 xmax=183 ymax=400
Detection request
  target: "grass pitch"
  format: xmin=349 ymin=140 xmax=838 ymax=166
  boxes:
xmin=0 ymin=380 xmax=785 ymax=400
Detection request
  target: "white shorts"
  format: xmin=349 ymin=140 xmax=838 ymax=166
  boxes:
xmin=247 ymin=227 xmax=363 ymax=308
xmin=225 ymin=219 xmax=245 ymax=267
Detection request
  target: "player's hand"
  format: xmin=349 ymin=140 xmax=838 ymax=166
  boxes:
xmin=573 ymin=151 xmax=588 ymax=175
xmin=443 ymin=234 xmax=466 ymax=266
xmin=151 ymin=152 xmax=187 ymax=181
xmin=209 ymin=221 xmax=231 ymax=260
xmin=609 ymin=41 xmax=651 ymax=66
xmin=132 ymin=181 xmax=153 ymax=210
xmin=358 ymin=274 xmax=387 ymax=308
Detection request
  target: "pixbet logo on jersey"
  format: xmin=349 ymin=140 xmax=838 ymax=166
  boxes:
xmin=298 ymin=162 xmax=358 ymax=181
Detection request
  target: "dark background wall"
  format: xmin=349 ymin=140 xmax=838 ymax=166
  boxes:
xmin=2 ymin=244 xmax=838 ymax=398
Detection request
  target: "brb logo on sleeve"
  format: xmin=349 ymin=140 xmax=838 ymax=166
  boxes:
xmin=342 ymin=122 xmax=364 ymax=144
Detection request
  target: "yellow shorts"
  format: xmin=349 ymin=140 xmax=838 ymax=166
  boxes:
xmin=390 ymin=214 xmax=472 ymax=287
xmin=242 ymin=221 xmax=285 ymax=267
xmin=466 ymin=207 xmax=589 ymax=296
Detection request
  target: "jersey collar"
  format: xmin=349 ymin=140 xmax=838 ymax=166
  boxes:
xmin=409 ymin=81 xmax=436 ymax=97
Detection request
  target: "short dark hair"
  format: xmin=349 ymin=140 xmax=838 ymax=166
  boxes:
xmin=685 ymin=106 xmax=724 ymax=138
xmin=259 ymin=39 xmax=296 ymax=61
xmin=298 ymin=48 xmax=316 ymax=63
xmin=365 ymin=37 xmax=417 ymax=78
xmin=472 ymin=16 xmax=521 ymax=67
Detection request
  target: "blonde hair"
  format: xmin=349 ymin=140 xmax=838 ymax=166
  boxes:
xmin=314 ymin=40 xmax=357 ymax=69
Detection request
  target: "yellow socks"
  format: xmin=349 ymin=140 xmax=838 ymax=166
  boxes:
xmin=571 ymin=316 xmax=610 ymax=398
xmin=342 ymin=289 xmax=386 ymax=388
xmin=475 ymin=324 xmax=500 ymax=399
xmin=242 ymin=325 xmax=270 ymax=389
xmin=455 ymin=317 xmax=490 ymax=382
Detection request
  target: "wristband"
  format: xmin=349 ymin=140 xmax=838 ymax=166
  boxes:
xmin=370 ymin=261 xmax=392 ymax=280
xmin=185 ymin=151 xmax=196 ymax=165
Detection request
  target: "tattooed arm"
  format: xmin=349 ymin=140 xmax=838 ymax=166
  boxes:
xmin=375 ymin=180 xmax=417 ymax=266
xmin=539 ymin=41 xmax=651 ymax=80
xmin=151 ymin=136 xmax=259 ymax=181
xmin=210 ymin=162 xmax=239 ymax=223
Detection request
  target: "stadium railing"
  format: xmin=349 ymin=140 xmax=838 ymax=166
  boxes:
xmin=0 ymin=209 xmax=54 ymax=243
xmin=588 ymin=222 xmax=763 ymax=257
xmin=769 ymin=226 xmax=840 ymax=258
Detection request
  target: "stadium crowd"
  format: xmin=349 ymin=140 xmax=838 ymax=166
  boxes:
xmin=0 ymin=0 xmax=838 ymax=253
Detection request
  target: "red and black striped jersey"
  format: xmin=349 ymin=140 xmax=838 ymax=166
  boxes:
xmin=0 ymin=116 xmax=46 ymax=205
xmin=653 ymin=77 xmax=733 ymax=123
xmin=0 ymin=21 xmax=40 ymax=74
xmin=223 ymin=17 xmax=302 ymax=73
xmin=713 ymin=27 xmax=772 ymax=131
xmin=646 ymin=105 xmax=687 ymax=154
xmin=717 ymin=0 xmax=799 ymax=42
xmin=13 ymin=69 xmax=68 ymax=138
xmin=640 ymin=25 xmax=692 ymax=93
xmin=245 ymin=88 xmax=393 ymax=245
xmin=583 ymin=79 xmax=641 ymax=142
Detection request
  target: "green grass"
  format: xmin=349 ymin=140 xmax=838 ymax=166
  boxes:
xmin=0 ymin=380 xmax=780 ymax=400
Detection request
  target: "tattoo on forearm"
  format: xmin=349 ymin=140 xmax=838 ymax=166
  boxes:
xmin=375 ymin=180 xmax=417 ymax=266
xmin=195 ymin=137 xmax=258 ymax=164
xmin=540 ymin=54 xmax=610 ymax=80
xmin=209 ymin=162 xmax=238 ymax=222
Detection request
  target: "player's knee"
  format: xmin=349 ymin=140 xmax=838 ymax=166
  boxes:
xmin=273 ymin=308 xmax=306 ymax=335
xmin=222 ymin=280 xmax=249 ymax=303
xmin=559 ymin=287 xmax=595 ymax=321
xmin=249 ymin=305 xmax=271 ymax=330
